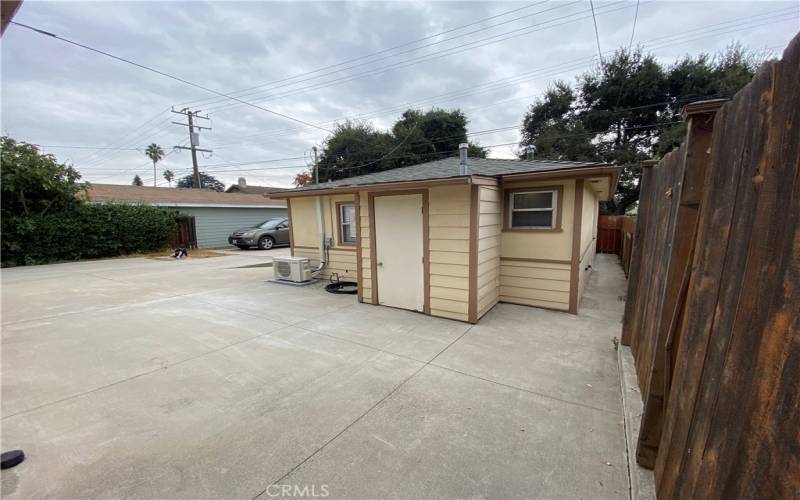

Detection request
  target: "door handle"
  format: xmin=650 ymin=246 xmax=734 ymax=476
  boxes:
xmin=377 ymin=262 xmax=383 ymax=266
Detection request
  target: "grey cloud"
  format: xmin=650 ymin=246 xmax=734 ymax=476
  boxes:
xmin=2 ymin=0 xmax=797 ymax=188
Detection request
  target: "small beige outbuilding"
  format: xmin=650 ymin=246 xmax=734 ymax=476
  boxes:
xmin=271 ymin=149 xmax=620 ymax=323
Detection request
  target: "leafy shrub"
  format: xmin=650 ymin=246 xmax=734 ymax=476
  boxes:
xmin=1 ymin=136 xmax=181 ymax=267
xmin=1 ymin=203 xmax=179 ymax=267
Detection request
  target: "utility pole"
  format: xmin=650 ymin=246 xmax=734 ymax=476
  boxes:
xmin=312 ymin=146 xmax=319 ymax=184
xmin=172 ymin=108 xmax=211 ymax=189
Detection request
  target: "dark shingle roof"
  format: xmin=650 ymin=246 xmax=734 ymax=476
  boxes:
xmin=291 ymin=157 xmax=608 ymax=192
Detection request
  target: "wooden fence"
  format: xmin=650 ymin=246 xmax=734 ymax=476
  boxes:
xmin=596 ymin=215 xmax=636 ymax=276
xmin=621 ymin=34 xmax=799 ymax=499
xmin=619 ymin=216 xmax=635 ymax=276
xmin=597 ymin=215 xmax=623 ymax=253
xmin=169 ymin=216 xmax=197 ymax=249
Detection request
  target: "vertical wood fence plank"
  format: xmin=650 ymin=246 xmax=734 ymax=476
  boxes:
xmin=621 ymin=33 xmax=799 ymax=499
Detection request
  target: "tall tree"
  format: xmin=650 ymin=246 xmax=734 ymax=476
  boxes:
xmin=520 ymin=82 xmax=596 ymax=161
xmin=317 ymin=121 xmax=396 ymax=182
xmin=132 ymin=175 xmax=144 ymax=186
xmin=316 ymin=109 xmax=486 ymax=183
xmin=144 ymin=143 xmax=165 ymax=187
xmin=162 ymin=169 xmax=175 ymax=187
xmin=519 ymin=45 xmax=760 ymax=214
xmin=176 ymin=172 xmax=224 ymax=191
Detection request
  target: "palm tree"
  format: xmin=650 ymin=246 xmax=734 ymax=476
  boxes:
xmin=163 ymin=169 xmax=175 ymax=187
xmin=144 ymin=143 xmax=165 ymax=187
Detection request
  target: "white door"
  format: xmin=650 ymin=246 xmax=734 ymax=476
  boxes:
xmin=374 ymin=194 xmax=424 ymax=311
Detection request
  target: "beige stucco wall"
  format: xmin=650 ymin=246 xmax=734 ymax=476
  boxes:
xmin=289 ymin=194 xmax=358 ymax=281
xmin=428 ymin=184 xmax=471 ymax=322
xmin=476 ymin=185 xmax=501 ymax=319
xmin=498 ymin=179 xmax=575 ymax=311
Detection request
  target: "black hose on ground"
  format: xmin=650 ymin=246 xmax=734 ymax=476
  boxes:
xmin=325 ymin=273 xmax=358 ymax=294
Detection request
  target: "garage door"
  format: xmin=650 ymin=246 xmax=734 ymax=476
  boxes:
xmin=177 ymin=207 xmax=287 ymax=247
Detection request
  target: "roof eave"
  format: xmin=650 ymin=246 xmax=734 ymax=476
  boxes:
xmin=499 ymin=164 xmax=618 ymax=182
xmin=270 ymin=175 xmax=475 ymax=198
xmin=500 ymin=164 xmax=621 ymax=202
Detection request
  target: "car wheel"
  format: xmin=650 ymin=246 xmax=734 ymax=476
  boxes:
xmin=258 ymin=236 xmax=275 ymax=250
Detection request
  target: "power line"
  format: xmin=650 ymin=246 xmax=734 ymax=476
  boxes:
xmin=628 ymin=0 xmax=641 ymax=50
xmin=88 ymin=92 xmax=724 ymax=175
xmin=45 ymin=2 xmax=587 ymax=170
xmin=202 ymin=0 xmax=634 ymax=114
xmin=9 ymin=21 xmax=333 ymax=134
xmin=197 ymin=1 xmax=577 ymax=111
xmin=175 ymin=1 xmax=557 ymax=109
xmin=589 ymin=0 xmax=604 ymax=66
xmin=34 ymin=145 xmax=142 ymax=151
xmin=203 ymin=9 xmax=790 ymax=148
xmin=64 ymin=7 xmax=792 ymax=178
xmin=155 ymin=118 xmax=686 ymax=179
xmin=81 ymin=9 xmax=793 ymax=179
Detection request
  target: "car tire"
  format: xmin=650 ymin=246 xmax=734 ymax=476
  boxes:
xmin=258 ymin=236 xmax=275 ymax=250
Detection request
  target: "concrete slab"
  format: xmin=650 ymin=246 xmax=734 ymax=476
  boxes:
xmin=433 ymin=303 xmax=622 ymax=413
xmin=1 ymin=326 xmax=421 ymax=499
xmin=280 ymin=365 xmax=628 ymax=499
xmin=296 ymin=303 xmax=472 ymax=362
xmin=1 ymin=253 xmax=630 ymax=499
xmin=1 ymin=295 xmax=290 ymax=416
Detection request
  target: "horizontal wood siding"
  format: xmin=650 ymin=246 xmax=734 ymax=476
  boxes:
xmin=499 ymin=259 xmax=571 ymax=311
xmin=293 ymin=247 xmax=357 ymax=280
xmin=358 ymin=192 xmax=372 ymax=302
xmin=476 ymin=185 xmax=501 ymax=319
xmin=428 ymin=185 xmax=470 ymax=321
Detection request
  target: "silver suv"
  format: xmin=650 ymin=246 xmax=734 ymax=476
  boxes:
xmin=228 ymin=218 xmax=290 ymax=250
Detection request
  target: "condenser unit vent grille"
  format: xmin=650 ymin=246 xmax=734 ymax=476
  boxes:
xmin=276 ymin=261 xmax=292 ymax=278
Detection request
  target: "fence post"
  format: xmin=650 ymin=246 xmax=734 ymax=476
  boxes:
xmin=635 ymin=99 xmax=726 ymax=469
xmin=620 ymin=159 xmax=658 ymax=347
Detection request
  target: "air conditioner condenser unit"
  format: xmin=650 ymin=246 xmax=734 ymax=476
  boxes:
xmin=272 ymin=256 xmax=312 ymax=283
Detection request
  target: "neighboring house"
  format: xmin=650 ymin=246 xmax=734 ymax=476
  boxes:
xmin=86 ymin=184 xmax=287 ymax=248
xmin=225 ymin=177 xmax=290 ymax=195
xmin=271 ymin=146 xmax=621 ymax=323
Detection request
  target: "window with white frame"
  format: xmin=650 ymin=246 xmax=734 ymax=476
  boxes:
xmin=339 ymin=203 xmax=356 ymax=244
xmin=508 ymin=190 xmax=557 ymax=229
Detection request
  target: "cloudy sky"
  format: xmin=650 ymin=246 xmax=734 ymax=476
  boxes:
xmin=2 ymin=1 xmax=797 ymax=188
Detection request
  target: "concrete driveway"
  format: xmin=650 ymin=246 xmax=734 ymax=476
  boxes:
xmin=1 ymin=250 xmax=629 ymax=499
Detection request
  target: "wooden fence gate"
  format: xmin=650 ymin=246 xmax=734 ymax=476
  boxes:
xmin=596 ymin=215 xmax=636 ymax=276
xmin=169 ymin=216 xmax=197 ymax=249
xmin=621 ymin=35 xmax=799 ymax=499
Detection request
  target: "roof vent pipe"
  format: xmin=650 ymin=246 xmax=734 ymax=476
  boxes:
xmin=525 ymin=144 xmax=536 ymax=160
xmin=459 ymin=143 xmax=469 ymax=175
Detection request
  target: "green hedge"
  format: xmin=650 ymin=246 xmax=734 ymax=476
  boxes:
xmin=1 ymin=203 xmax=179 ymax=267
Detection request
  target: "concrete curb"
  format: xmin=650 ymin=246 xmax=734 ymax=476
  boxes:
xmin=618 ymin=345 xmax=657 ymax=500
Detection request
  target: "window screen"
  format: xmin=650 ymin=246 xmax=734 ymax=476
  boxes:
xmin=339 ymin=204 xmax=356 ymax=243
xmin=509 ymin=190 xmax=556 ymax=228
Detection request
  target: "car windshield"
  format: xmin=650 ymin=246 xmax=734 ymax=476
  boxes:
xmin=257 ymin=219 xmax=283 ymax=229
